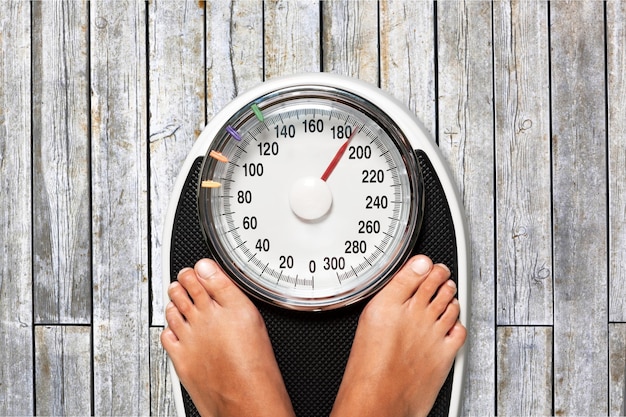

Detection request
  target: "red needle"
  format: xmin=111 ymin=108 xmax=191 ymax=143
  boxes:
xmin=321 ymin=126 xmax=359 ymax=181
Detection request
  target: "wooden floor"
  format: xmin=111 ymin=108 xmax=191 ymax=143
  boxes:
xmin=1 ymin=1 xmax=625 ymax=415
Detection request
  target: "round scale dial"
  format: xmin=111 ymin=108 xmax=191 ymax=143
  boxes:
xmin=198 ymin=83 xmax=423 ymax=311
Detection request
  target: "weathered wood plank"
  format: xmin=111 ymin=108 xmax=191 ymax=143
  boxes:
xmin=227 ymin=0 xmax=264 ymax=94
xmin=436 ymin=2 xmax=495 ymax=415
xmin=90 ymin=1 xmax=150 ymax=414
xmin=550 ymin=1 xmax=608 ymax=414
xmin=150 ymin=327 xmax=175 ymax=417
xmin=207 ymin=0 xmax=264 ymax=117
xmin=493 ymin=0 xmax=552 ymax=325
xmin=264 ymin=0 xmax=320 ymax=78
xmin=609 ymin=323 xmax=626 ymax=416
xmin=31 ymin=0 xmax=91 ymax=325
xmin=321 ymin=0 xmax=378 ymax=84
xmin=608 ymin=0 xmax=626 ymax=323
xmin=149 ymin=0 xmax=206 ymax=327
xmin=0 ymin=1 xmax=33 ymax=414
xmin=34 ymin=326 xmax=91 ymax=416
xmin=379 ymin=0 xmax=436 ymax=138
xmin=497 ymin=326 xmax=552 ymax=416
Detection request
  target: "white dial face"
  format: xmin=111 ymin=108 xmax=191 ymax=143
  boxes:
xmin=199 ymin=88 xmax=422 ymax=310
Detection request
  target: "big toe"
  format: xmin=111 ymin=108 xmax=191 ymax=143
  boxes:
xmin=194 ymin=259 xmax=250 ymax=307
xmin=376 ymin=255 xmax=434 ymax=303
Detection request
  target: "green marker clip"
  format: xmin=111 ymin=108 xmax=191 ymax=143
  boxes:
xmin=251 ymin=103 xmax=264 ymax=122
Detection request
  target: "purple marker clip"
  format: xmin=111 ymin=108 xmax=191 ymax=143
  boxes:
xmin=226 ymin=125 xmax=242 ymax=141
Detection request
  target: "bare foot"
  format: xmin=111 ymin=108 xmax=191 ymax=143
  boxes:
xmin=330 ymin=255 xmax=467 ymax=417
xmin=161 ymin=259 xmax=295 ymax=417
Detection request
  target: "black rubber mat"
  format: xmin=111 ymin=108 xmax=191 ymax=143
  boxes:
xmin=169 ymin=149 xmax=457 ymax=417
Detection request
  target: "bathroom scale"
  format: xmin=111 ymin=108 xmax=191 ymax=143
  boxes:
xmin=162 ymin=73 xmax=470 ymax=417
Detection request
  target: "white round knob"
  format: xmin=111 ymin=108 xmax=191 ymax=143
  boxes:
xmin=288 ymin=176 xmax=333 ymax=220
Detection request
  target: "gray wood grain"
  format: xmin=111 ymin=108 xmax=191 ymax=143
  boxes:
xmin=264 ymin=0 xmax=320 ymax=78
xmin=436 ymin=2 xmax=495 ymax=415
xmin=31 ymin=0 xmax=91 ymax=325
xmin=321 ymin=0 xmax=378 ymax=84
xmin=0 ymin=1 xmax=33 ymax=415
xmin=149 ymin=0 xmax=206 ymax=326
xmin=494 ymin=0 xmax=552 ymax=326
xmin=608 ymin=0 xmax=626 ymax=323
xmin=380 ymin=0 xmax=436 ymax=138
xmin=609 ymin=324 xmax=626 ymax=416
xmin=207 ymin=0 xmax=264 ymax=117
xmin=227 ymin=1 xmax=265 ymax=95
xmin=90 ymin=1 xmax=150 ymax=414
xmin=150 ymin=327 xmax=175 ymax=417
xmin=497 ymin=326 xmax=552 ymax=416
xmin=35 ymin=326 xmax=91 ymax=416
xmin=550 ymin=1 xmax=608 ymax=414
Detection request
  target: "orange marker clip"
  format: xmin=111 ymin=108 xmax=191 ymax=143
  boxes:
xmin=201 ymin=180 xmax=221 ymax=188
xmin=209 ymin=150 xmax=229 ymax=163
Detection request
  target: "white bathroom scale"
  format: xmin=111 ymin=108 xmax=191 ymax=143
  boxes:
xmin=162 ymin=73 xmax=470 ymax=417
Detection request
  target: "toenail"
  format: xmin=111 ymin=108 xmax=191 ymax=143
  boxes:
xmin=195 ymin=258 xmax=217 ymax=279
xmin=410 ymin=256 xmax=432 ymax=275
xmin=437 ymin=263 xmax=451 ymax=273
xmin=177 ymin=267 xmax=192 ymax=278
xmin=447 ymin=280 xmax=457 ymax=290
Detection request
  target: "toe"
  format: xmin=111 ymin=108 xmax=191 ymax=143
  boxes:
xmin=177 ymin=267 xmax=211 ymax=308
xmin=376 ymin=255 xmax=433 ymax=303
xmin=160 ymin=326 xmax=179 ymax=352
xmin=165 ymin=301 xmax=186 ymax=329
xmin=194 ymin=259 xmax=251 ymax=308
xmin=428 ymin=279 xmax=457 ymax=318
xmin=437 ymin=298 xmax=461 ymax=333
xmin=443 ymin=316 xmax=467 ymax=355
xmin=168 ymin=281 xmax=195 ymax=318
xmin=447 ymin=319 xmax=467 ymax=347
xmin=413 ymin=263 xmax=451 ymax=307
